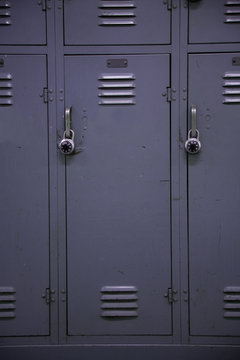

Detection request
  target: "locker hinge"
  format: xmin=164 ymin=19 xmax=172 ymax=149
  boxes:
xmin=163 ymin=0 xmax=172 ymax=10
xmin=164 ymin=288 xmax=178 ymax=304
xmin=163 ymin=0 xmax=177 ymax=10
xmin=38 ymin=0 xmax=52 ymax=11
xmin=166 ymin=87 xmax=176 ymax=102
xmin=41 ymin=288 xmax=56 ymax=304
xmin=40 ymin=87 xmax=49 ymax=103
xmin=40 ymin=87 xmax=53 ymax=103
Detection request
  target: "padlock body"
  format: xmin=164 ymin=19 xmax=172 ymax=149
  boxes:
xmin=185 ymin=138 xmax=201 ymax=154
xmin=185 ymin=129 xmax=201 ymax=154
xmin=59 ymin=138 xmax=75 ymax=154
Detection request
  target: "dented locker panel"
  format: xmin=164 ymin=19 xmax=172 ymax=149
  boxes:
xmin=64 ymin=0 xmax=171 ymax=45
xmin=0 ymin=0 xmax=46 ymax=45
xmin=64 ymin=54 xmax=172 ymax=336
xmin=189 ymin=0 xmax=240 ymax=44
xmin=188 ymin=53 xmax=240 ymax=336
xmin=0 ymin=55 xmax=50 ymax=336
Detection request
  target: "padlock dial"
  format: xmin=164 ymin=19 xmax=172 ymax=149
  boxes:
xmin=185 ymin=138 xmax=201 ymax=154
xmin=59 ymin=139 xmax=74 ymax=154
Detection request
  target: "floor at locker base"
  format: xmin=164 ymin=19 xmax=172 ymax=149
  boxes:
xmin=1 ymin=345 xmax=240 ymax=360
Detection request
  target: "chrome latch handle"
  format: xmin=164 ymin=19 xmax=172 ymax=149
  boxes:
xmin=185 ymin=105 xmax=201 ymax=155
xmin=65 ymin=106 xmax=72 ymax=139
xmin=59 ymin=106 xmax=75 ymax=155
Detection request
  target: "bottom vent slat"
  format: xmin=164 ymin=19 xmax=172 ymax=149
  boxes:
xmin=101 ymin=285 xmax=138 ymax=319
xmin=102 ymin=310 xmax=138 ymax=317
xmin=223 ymin=286 xmax=240 ymax=320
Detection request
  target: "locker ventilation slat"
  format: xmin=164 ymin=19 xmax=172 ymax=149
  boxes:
xmin=0 ymin=1 xmax=11 ymax=26
xmin=100 ymin=286 xmax=138 ymax=318
xmin=224 ymin=1 xmax=240 ymax=23
xmin=0 ymin=72 xmax=13 ymax=105
xmin=223 ymin=286 xmax=240 ymax=318
xmin=98 ymin=1 xmax=136 ymax=26
xmin=222 ymin=72 xmax=240 ymax=104
xmin=0 ymin=286 xmax=16 ymax=319
xmin=98 ymin=73 xmax=136 ymax=105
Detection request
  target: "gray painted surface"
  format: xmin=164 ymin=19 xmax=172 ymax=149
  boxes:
xmin=0 ymin=0 xmax=240 ymax=357
xmin=65 ymin=54 xmax=172 ymax=336
xmin=64 ymin=0 xmax=170 ymax=45
xmin=189 ymin=0 xmax=240 ymax=44
xmin=0 ymin=55 xmax=49 ymax=336
xmin=0 ymin=0 xmax=46 ymax=45
xmin=188 ymin=53 xmax=240 ymax=337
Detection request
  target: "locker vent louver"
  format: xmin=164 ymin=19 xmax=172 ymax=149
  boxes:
xmin=0 ymin=72 xmax=13 ymax=106
xmin=98 ymin=1 xmax=136 ymax=26
xmin=0 ymin=287 xmax=16 ymax=318
xmin=0 ymin=1 xmax=11 ymax=26
xmin=224 ymin=286 xmax=240 ymax=318
xmin=98 ymin=73 xmax=136 ymax=105
xmin=222 ymin=72 xmax=240 ymax=104
xmin=100 ymin=286 xmax=138 ymax=318
xmin=224 ymin=1 xmax=240 ymax=23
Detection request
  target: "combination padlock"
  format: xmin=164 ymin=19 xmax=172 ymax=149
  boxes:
xmin=59 ymin=129 xmax=75 ymax=155
xmin=185 ymin=129 xmax=201 ymax=154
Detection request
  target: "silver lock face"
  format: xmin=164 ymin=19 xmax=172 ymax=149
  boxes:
xmin=59 ymin=130 xmax=75 ymax=155
xmin=185 ymin=129 xmax=201 ymax=154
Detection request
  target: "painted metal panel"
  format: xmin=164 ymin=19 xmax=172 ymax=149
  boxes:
xmin=64 ymin=54 xmax=172 ymax=336
xmin=64 ymin=0 xmax=170 ymax=45
xmin=0 ymin=0 xmax=46 ymax=45
xmin=189 ymin=0 xmax=240 ymax=44
xmin=0 ymin=55 xmax=49 ymax=336
xmin=188 ymin=53 xmax=240 ymax=336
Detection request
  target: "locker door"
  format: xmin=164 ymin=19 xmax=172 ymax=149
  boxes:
xmin=0 ymin=55 xmax=50 ymax=336
xmin=188 ymin=53 xmax=240 ymax=336
xmin=0 ymin=0 xmax=46 ymax=45
xmin=64 ymin=54 xmax=172 ymax=336
xmin=64 ymin=0 xmax=170 ymax=45
xmin=189 ymin=0 xmax=240 ymax=44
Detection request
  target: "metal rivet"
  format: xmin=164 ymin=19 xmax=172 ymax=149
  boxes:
xmin=162 ymin=92 xmax=167 ymax=97
xmin=183 ymin=96 xmax=186 ymax=100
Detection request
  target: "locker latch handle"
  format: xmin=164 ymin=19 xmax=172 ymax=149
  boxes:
xmin=59 ymin=106 xmax=75 ymax=155
xmin=185 ymin=105 xmax=202 ymax=155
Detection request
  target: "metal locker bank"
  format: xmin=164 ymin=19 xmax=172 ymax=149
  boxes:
xmin=0 ymin=0 xmax=240 ymax=359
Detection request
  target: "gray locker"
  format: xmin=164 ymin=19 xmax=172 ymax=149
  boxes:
xmin=189 ymin=0 xmax=240 ymax=44
xmin=64 ymin=0 xmax=171 ymax=45
xmin=188 ymin=53 xmax=240 ymax=336
xmin=0 ymin=55 xmax=50 ymax=336
xmin=0 ymin=0 xmax=46 ymax=45
xmin=64 ymin=54 xmax=172 ymax=335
